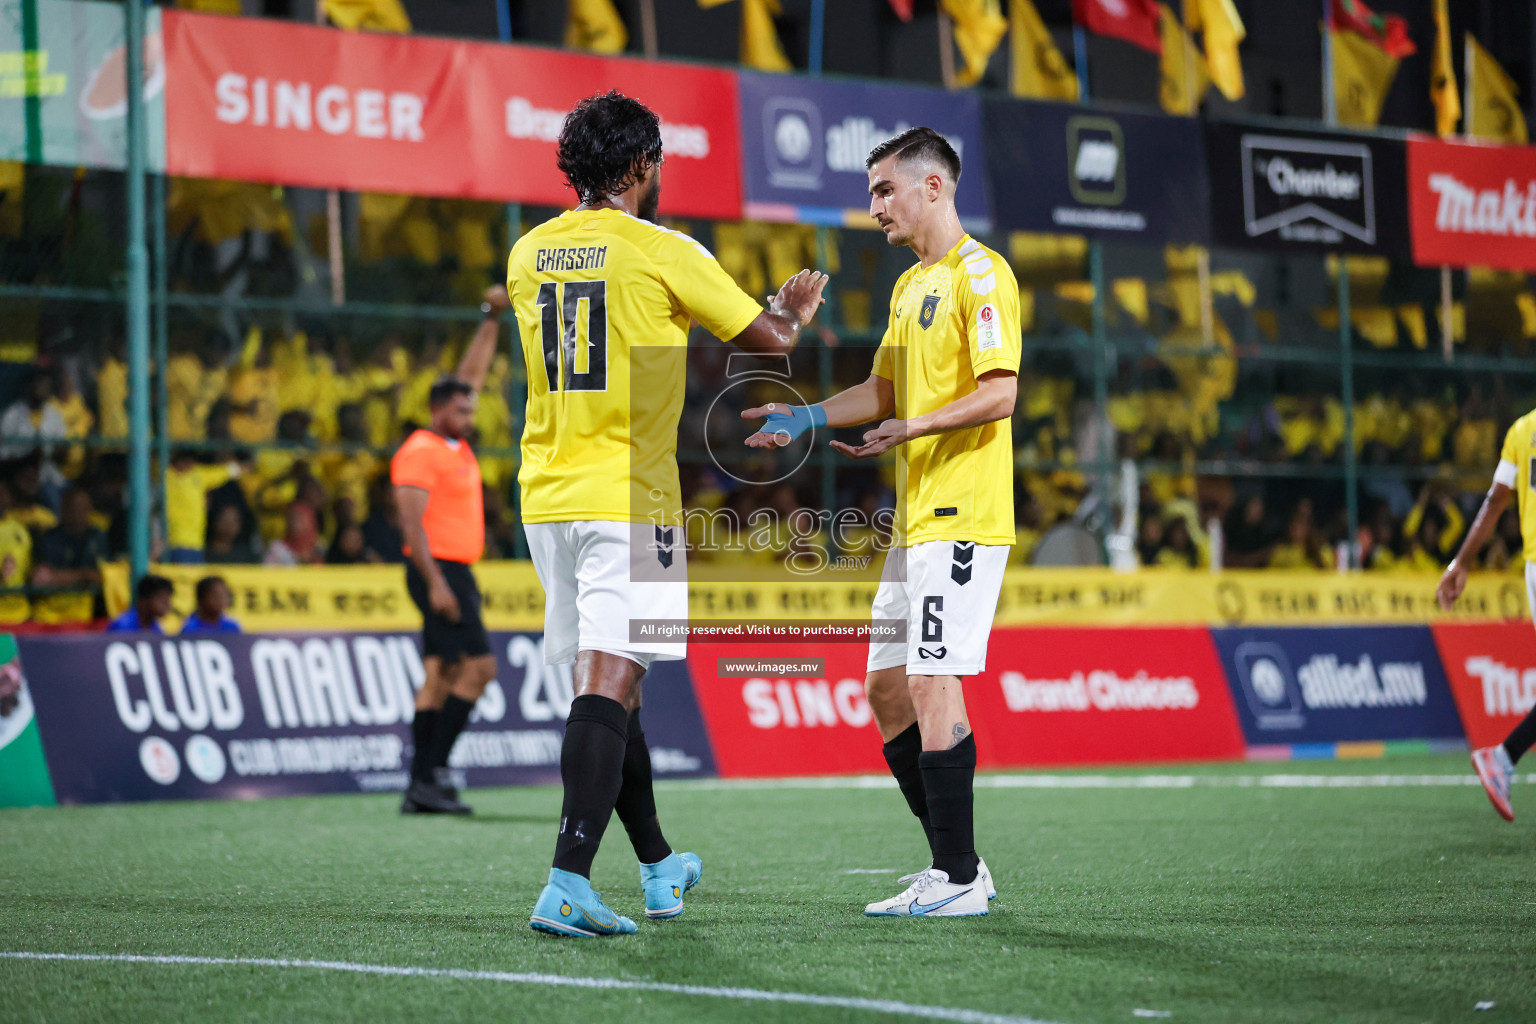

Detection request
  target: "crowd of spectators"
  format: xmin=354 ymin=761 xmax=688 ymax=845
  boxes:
xmin=1 ymin=325 xmax=1530 ymax=629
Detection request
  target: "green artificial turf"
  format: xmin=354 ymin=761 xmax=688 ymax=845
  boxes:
xmin=1 ymin=754 xmax=1530 ymax=1024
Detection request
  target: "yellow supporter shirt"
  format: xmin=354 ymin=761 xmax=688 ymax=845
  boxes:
xmin=0 ymin=517 xmax=31 ymax=624
xmin=166 ymin=463 xmax=235 ymax=551
xmin=871 ymin=236 xmax=1021 ymax=547
xmin=507 ymin=208 xmax=762 ymax=524
xmin=166 ymin=354 xmax=227 ymax=440
xmin=1497 ymin=410 xmax=1536 ymax=564
xmin=97 ymin=356 xmax=128 ymax=440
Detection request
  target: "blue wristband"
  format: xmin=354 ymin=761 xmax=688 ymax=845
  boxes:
xmin=761 ymin=403 xmax=827 ymax=443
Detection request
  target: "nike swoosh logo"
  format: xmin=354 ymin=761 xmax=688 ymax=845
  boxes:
xmin=575 ymin=905 xmax=618 ymax=932
xmin=909 ymin=889 xmax=971 ymax=915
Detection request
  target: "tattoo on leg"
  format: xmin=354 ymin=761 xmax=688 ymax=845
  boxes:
xmin=948 ymin=722 xmax=970 ymax=749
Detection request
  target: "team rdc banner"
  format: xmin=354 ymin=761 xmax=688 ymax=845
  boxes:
xmin=162 ymin=10 xmax=742 ymax=219
xmin=982 ymin=98 xmax=1211 ymax=243
xmin=1408 ymin=136 xmax=1536 ymax=272
xmin=1204 ymin=120 xmax=1411 ymax=257
xmin=735 ymin=71 xmax=990 ymax=228
xmin=16 ymin=631 xmax=715 ymax=804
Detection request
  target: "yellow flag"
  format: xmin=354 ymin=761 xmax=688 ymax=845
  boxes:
xmin=1184 ymin=0 xmax=1244 ymax=100
xmin=1159 ymin=4 xmax=1209 ymax=116
xmin=321 ymin=0 xmax=410 ymax=32
xmin=1009 ymin=0 xmax=1077 ymax=100
xmin=943 ymin=0 xmax=1008 ymax=87
xmin=1466 ymin=33 xmax=1528 ymax=143
xmin=566 ymin=0 xmax=628 ymax=53
xmin=1430 ymin=0 xmax=1459 ymax=136
xmin=699 ymin=0 xmax=793 ymax=72
xmin=1330 ymin=28 xmax=1398 ymax=127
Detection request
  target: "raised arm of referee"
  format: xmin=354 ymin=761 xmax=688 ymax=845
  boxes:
xmin=392 ymin=285 xmax=506 ymax=816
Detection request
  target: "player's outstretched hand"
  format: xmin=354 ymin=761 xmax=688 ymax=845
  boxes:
xmin=769 ymin=270 xmax=828 ymax=327
xmin=830 ymin=418 xmax=907 ymax=460
xmin=742 ymin=402 xmax=825 ymax=448
xmin=1436 ymin=559 xmax=1468 ymax=611
xmin=483 ymin=284 xmax=511 ymax=315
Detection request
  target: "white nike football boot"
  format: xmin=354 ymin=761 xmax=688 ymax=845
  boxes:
xmin=894 ymin=858 xmax=996 ymax=900
xmin=864 ymin=868 xmax=988 ymax=918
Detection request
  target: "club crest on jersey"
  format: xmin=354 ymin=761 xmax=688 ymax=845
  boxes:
xmin=919 ymin=294 xmax=941 ymax=330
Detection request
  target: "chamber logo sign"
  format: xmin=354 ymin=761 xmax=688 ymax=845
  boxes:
xmin=1242 ymin=134 xmax=1374 ymax=245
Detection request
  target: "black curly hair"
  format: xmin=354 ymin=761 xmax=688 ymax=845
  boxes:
xmin=557 ymin=91 xmax=664 ymax=207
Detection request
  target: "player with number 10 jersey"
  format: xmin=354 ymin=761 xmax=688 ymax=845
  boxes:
xmin=507 ymin=91 xmax=826 ymax=938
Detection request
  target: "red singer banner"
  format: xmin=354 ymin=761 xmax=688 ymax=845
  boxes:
xmin=164 ymin=12 xmax=476 ymax=197
xmin=688 ymin=627 xmax=1244 ymax=777
xmin=1431 ymin=622 xmax=1536 ymax=749
xmin=688 ymin=642 xmax=888 ymax=778
xmin=1408 ymin=136 xmax=1536 ymax=271
xmin=163 ymin=11 xmax=742 ymax=218
xmin=965 ymin=627 xmax=1245 ymax=767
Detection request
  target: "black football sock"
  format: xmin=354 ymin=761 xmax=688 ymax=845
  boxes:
xmin=409 ymin=709 xmax=440 ymax=784
xmin=920 ymin=734 xmax=979 ymax=886
xmin=429 ymin=694 xmax=475 ymax=773
xmin=882 ymin=723 xmax=938 ymax=854
xmin=551 ymin=694 xmax=630 ymax=878
xmin=614 ymin=710 xmax=672 ymax=864
xmin=1502 ymin=706 xmax=1536 ymax=764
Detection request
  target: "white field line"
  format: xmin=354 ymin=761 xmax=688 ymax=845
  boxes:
xmin=668 ymin=773 xmax=1536 ymax=791
xmin=0 ymin=952 xmax=1064 ymax=1024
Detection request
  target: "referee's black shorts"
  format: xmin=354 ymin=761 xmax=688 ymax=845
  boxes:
xmin=405 ymin=559 xmax=491 ymax=664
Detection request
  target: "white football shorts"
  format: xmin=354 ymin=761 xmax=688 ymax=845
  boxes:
xmin=526 ymin=520 xmax=688 ymax=669
xmin=866 ymin=539 xmax=1009 ymax=677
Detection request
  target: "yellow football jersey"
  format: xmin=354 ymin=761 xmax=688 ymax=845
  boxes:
xmin=1498 ymin=410 xmax=1536 ymax=563
xmin=872 ymin=235 xmax=1021 ymax=547
xmin=508 ymin=208 xmax=762 ymax=524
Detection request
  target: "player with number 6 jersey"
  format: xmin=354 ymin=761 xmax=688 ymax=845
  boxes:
xmin=744 ymin=127 xmax=1020 ymax=920
xmin=508 ymin=91 xmax=826 ymax=938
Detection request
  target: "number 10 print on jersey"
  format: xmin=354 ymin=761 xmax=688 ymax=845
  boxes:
xmin=536 ymin=280 xmax=608 ymax=392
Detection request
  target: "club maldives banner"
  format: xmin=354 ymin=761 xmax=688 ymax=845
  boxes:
xmin=1211 ymin=626 xmax=1464 ymax=750
xmin=1408 ymin=137 xmax=1536 ymax=272
xmin=1431 ymin=622 xmax=1536 ymax=749
xmin=1205 ymin=120 xmax=1410 ymax=257
xmin=17 ymin=631 xmax=714 ymax=804
xmin=982 ymin=98 xmax=1211 ymax=243
xmin=162 ymin=10 xmax=741 ymax=218
xmin=0 ymin=0 xmax=165 ymax=171
xmin=736 ymin=71 xmax=990 ymax=228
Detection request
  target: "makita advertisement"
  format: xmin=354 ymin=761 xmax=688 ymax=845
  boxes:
xmin=1408 ymin=137 xmax=1536 ymax=272
xmin=17 ymin=632 xmax=714 ymax=804
xmin=1431 ymin=622 xmax=1536 ymax=749
xmin=1212 ymin=626 xmax=1464 ymax=746
xmin=736 ymin=71 xmax=990 ymax=228
xmin=982 ymin=98 xmax=1211 ymax=243
xmin=1205 ymin=121 xmax=1410 ymax=256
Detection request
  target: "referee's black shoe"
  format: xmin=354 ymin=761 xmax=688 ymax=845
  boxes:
xmin=401 ymin=779 xmax=473 ymax=815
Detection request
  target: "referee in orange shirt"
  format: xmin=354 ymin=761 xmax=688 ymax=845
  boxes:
xmin=393 ymin=286 xmax=507 ymax=815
